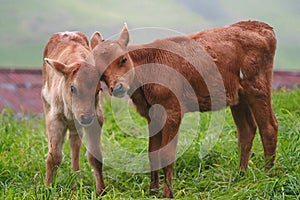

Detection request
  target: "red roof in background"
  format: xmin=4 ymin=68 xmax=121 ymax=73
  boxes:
xmin=0 ymin=69 xmax=43 ymax=113
xmin=0 ymin=68 xmax=299 ymax=114
xmin=272 ymin=70 xmax=300 ymax=88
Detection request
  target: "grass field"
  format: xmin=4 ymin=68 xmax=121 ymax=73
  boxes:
xmin=0 ymin=89 xmax=299 ymax=199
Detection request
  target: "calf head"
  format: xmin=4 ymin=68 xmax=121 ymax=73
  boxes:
xmin=44 ymin=58 xmax=101 ymax=126
xmin=91 ymin=24 xmax=135 ymax=98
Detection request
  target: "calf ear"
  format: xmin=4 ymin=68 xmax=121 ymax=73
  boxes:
xmin=119 ymin=22 xmax=129 ymax=47
xmin=44 ymin=58 xmax=70 ymax=77
xmin=90 ymin=32 xmax=103 ymax=49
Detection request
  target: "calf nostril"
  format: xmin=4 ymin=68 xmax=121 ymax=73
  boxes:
xmin=115 ymin=83 xmax=123 ymax=91
xmin=112 ymin=83 xmax=123 ymax=93
xmin=81 ymin=115 xmax=94 ymax=125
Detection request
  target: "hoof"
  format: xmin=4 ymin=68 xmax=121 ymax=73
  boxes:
xmin=96 ymin=186 xmax=107 ymax=197
xmin=149 ymin=184 xmax=159 ymax=196
xmin=150 ymin=188 xmax=159 ymax=196
xmin=162 ymin=188 xmax=174 ymax=198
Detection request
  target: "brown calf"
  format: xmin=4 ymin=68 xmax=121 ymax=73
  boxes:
xmin=91 ymin=21 xmax=278 ymax=198
xmin=42 ymin=31 xmax=105 ymax=196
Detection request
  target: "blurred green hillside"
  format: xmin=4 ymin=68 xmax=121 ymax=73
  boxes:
xmin=0 ymin=0 xmax=299 ymax=69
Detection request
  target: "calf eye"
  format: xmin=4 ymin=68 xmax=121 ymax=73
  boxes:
xmin=120 ymin=57 xmax=127 ymax=66
xmin=70 ymin=85 xmax=77 ymax=94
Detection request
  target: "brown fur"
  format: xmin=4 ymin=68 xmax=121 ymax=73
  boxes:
xmin=42 ymin=31 xmax=105 ymax=196
xmin=91 ymin=20 xmax=278 ymax=198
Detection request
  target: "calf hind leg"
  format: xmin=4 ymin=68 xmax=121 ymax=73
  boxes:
xmin=230 ymin=100 xmax=257 ymax=171
xmin=248 ymin=96 xmax=278 ymax=170
xmin=69 ymin=131 xmax=82 ymax=171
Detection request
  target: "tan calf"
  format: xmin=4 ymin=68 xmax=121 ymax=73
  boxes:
xmin=42 ymin=31 xmax=105 ymax=196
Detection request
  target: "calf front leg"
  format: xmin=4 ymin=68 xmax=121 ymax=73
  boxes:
xmin=160 ymin=133 xmax=179 ymax=198
xmin=84 ymin=119 xmax=106 ymax=196
xmin=148 ymin=131 xmax=162 ymax=195
xmin=160 ymin=112 xmax=181 ymax=198
xmin=45 ymin=116 xmax=67 ymax=185
xmin=147 ymin=104 xmax=166 ymax=196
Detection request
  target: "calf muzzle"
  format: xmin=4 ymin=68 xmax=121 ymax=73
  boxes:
xmin=111 ymin=83 xmax=127 ymax=97
xmin=80 ymin=114 xmax=95 ymax=125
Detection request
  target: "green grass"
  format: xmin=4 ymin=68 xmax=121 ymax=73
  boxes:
xmin=0 ymin=89 xmax=299 ymax=199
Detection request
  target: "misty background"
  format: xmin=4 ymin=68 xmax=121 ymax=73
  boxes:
xmin=0 ymin=0 xmax=299 ymax=69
